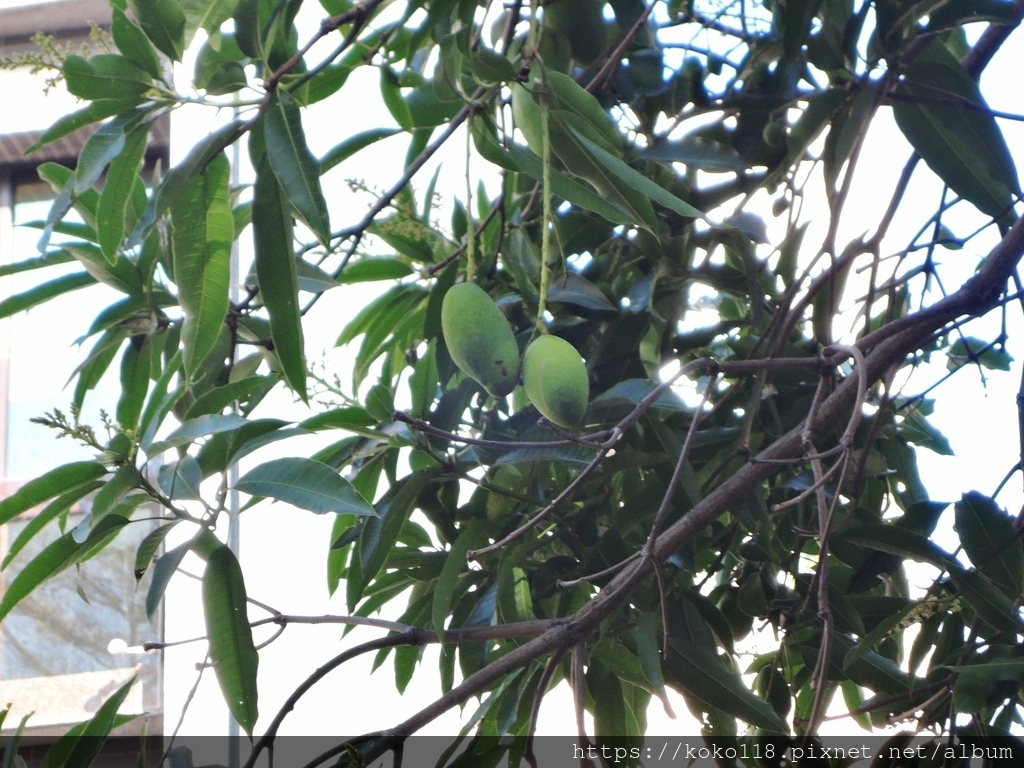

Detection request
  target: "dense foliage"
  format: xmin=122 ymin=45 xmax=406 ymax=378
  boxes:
xmin=3 ymin=0 xmax=1024 ymax=764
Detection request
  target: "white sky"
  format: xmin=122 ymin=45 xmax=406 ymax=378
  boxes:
xmin=2 ymin=0 xmax=1024 ymax=752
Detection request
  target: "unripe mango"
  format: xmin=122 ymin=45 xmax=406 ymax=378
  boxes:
xmin=441 ymin=283 xmax=521 ymax=397
xmin=523 ymin=334 xmax=589 ymax=427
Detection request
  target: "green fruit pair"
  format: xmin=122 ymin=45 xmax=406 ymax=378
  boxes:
xmin=441 ymin=283 xmax=590 ymax=426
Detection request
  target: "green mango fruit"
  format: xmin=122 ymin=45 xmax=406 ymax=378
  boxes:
xmin=523 ymin=334 xmax=589 ymax=426
xmin=441 ymin=283 xmax=521 ymax=397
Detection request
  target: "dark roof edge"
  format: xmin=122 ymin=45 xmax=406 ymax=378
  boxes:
xmin=0 ymin=0 xmax=113 ymax=46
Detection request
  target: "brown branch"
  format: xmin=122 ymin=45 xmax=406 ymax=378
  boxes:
xmin=350 ymin=212 xmax=1024 ymax=760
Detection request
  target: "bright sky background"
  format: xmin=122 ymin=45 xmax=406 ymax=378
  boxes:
xmin=2 ymin=0 xmax=1024 ymax=757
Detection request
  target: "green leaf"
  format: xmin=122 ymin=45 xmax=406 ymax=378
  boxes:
xmin=185 ymin=375 xmax=267 ymax=419
xmin=349 ymin=471 xmax=433 ymax=610
xmin=547 ymin=271 xmax=617 ymax=312
xmin=26 ymin=99 xmax=143 ymax=156
xmin=828 ymin=634 xmax=912 ymax=694
xmin=893 ymin=41 xmax=1019 ymax=217
xmin=146 ymin=541 xmax=190 ymax=620
xmin=252 ymin=157 xmax=307 ymax=399
xmin=0 ymin=514 xmax=129 ymax=623
xmin=637 ymin=612 xmax=674 ymax=715
xmin=47 ymin=676 xmax=138 ymax=768
xmin=947 ymin=336 xmax=1013 ymax=371
xmin=641 ymin=136 xmax=748 ymax=172
xmin=949 ymin=567 xmax=1023 ymax=632
xmin=0 ymin=462 xmax=108 ymax=529
xmin=664 ymin=639 xmax=787 ymax=732
xmin=899 ymin=409 xmax=953 ymax=455
xmin=838 ymin=523 xmax=957 ymax=568
xmin=63 ymin=242 xmax=143 ymax=295
xmin=158 ymin=456 xmax=204 ymax=501
xmin=97 ymin=124 xmax=150 ymax=262
xmin=150 ymin=120 xmax=245 ymax=225
xmin=954 ymin=491 xmax=1024 ymax=597
xmin=112 ymin=7 xmax=163 ymax=79
xmin=2 ymin=709 xmax=30 ymax=768
xmin=2 ymin=483 xmax=101 ymax=569
xmin=470 ymin=115 xmax=634 ymax=227
xmin=432 ymin=522 xmax=483 ymax=638
xmin=591 ymin=379 xmax=688 ymax=412
xmin=0 ymin=272 xmax=95 ymax=320
xmin=337 ymin=258 xmax=413 ymax=284
xmin=320 ymin=127 xmax=402 ymax=174
xmin=128 ymin=0 xmax=186 ymax=60
xmin=380 ymin=66 xmax=413 ymax=130
xmin=575 ymin=132 xmax=705 ymax=220
xmin=171 ymin=152 xmax=234 ymax=376
xmin=409 ymin=339 xmax=439 ymax=419
xmin=133 ymin=521 xmax=178 ymax=579
xmin=235 ymin=457 xmax=377 ymax=516
xmin=63 ymin=54 xmax=152 ymax=100
xmin=139 ymin=351 xmax=184 ymax=451
xmin=203 ymin=545 xmax=259 ymax=735
xmin=147 ymin=412 xmax=250 ymax=455
xmin=181 ymin=0 xmax=239 ymax=42
xmin=265 ymin=91 xmax=331 ymax=245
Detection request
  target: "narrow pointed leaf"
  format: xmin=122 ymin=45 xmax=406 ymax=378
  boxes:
xmin=470 ymin=115 xmax=634 ymax=226
xmin=48 ymin=676 xmax=138 ymax=768
xmin=0 ymin=272 xmax=95 ymax=320
xmin=664 ymin=639 xmax=787 ymax=732
xmin=265 ymin=90 xmax=331 ymax=245
xmin=319 ymin=127 xmax=401 ymax=174
xmin=0 ymin=461 xmax=107 ymax=528
xmin=134 ymin=521 xmax=179 ymax=580
xmin=253 ymin=158 xmax=306 ymax=399
xmin=171 ymin=152 xmax=233 ymax=376
xmin=0 ymin=515 xmax=129 ymax=623
xmin=98 ymin=123 xmax=150 ymax=262
xmin=146 ymin=412 xmax=250 ymax=456
xmin=26 ymin=99 xmax=142 ymax=155
xmin=949 ymin=567 xmax=1023 ymax=632
xmin=112 ymin=7 xmax=163 ymax=79
xmin=575 ymin=132 xmax=704 ymax=220
xmin=128 ymin=0 xmax=186 ymax=60
xmin=432 ymin=522 xmax=483 ymax=638
xmin=146 ymin=540 xmax=190 ymax=620
xmin=2 ymin=483 xmax=101 ymax=569
xmin=149 ymin=119 xmax=245 ymax=227
xmin=63 ymin=54 xmax=152 ymax=100
xmin=893 ymin=41 xmax=1019 ymax=217
xmin=235 ymin=457 xmax=376 ymax=516
xmin=203 ymin=546 xmax=259 ymax=735
xmin=838 ymin=523 xmax=957 ymax=568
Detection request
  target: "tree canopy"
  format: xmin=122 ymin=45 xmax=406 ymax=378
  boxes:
xmin=3 ymin=0 xmax=1024 ymax=764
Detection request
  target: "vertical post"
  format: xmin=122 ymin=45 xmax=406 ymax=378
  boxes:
xmin=226 ymin=123 xmax=243 ymax=768
xmin=0 ymin=170 xmax=12 ymax=673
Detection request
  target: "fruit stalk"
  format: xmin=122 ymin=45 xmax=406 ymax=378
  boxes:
xmin=537 ymin=84 xmax=552 ymax=335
